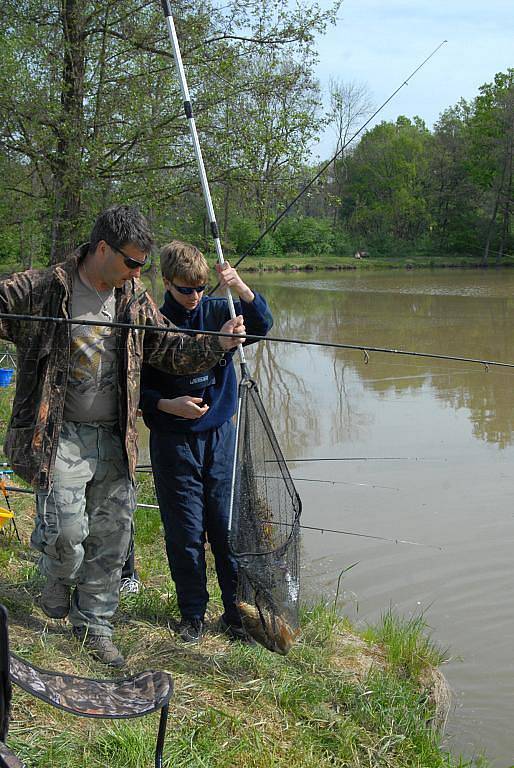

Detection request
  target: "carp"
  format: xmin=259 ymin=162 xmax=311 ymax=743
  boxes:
xmin=237 ymin=601 xmax=300 ymax=655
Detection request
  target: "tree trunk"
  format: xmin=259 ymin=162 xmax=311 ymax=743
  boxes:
xmin=50 ymin=0 xmax=86 ymax=263
xmin=497 ymin=132 xmax=513 ymax=259
xmin=483 ymin=150 xmax=509 ymax=264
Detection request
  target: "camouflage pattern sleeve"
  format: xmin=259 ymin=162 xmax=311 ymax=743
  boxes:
xmin=0 ymin=271 xmax=34 ymax=344
xmin=141 ymin=290 xmax=225 ymax=375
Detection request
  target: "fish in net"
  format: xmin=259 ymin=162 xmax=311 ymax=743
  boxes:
xmin=229 ymin=377 xmax=301 ymax=654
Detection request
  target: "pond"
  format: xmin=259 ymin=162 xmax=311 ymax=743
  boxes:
xmin=141 ymin=268 xmax=514 ymax=767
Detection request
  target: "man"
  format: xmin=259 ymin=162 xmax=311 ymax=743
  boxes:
xmin=140 ymin=240 xmax=272 ymax=643
xmin=0 ymin=206 xmax=244 ymax=666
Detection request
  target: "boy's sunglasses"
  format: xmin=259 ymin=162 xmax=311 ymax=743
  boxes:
xmin=106 ymin=240 xmax=149 ymax=270
xmin=172 ymin=284 xmax=207 ymax=295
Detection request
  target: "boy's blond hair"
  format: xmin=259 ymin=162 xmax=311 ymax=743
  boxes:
xmin=160 ymin=240 xmax=210 ymax=285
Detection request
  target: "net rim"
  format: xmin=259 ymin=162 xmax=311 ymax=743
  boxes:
xmin=229 ymin=510 xmax=301 ymax=558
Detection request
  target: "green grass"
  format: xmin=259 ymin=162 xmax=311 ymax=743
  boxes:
xmin=364 ymin=609 xmax=447 ymax=679
xmin=221 ymin=253 xmax=514 ymax=273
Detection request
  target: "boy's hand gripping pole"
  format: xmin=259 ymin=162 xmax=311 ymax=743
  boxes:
xmin=161 ymin=1 xmax=247 ymax=376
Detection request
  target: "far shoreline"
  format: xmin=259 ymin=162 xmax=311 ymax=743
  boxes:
xmin=227 ymin=254 xmax=514 ymax=273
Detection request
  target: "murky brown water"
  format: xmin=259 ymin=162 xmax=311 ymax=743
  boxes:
xmin=140 ymin=268 xmax=514 ymax=766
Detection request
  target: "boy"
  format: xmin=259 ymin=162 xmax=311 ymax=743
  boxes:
xmin=140 ymin=241 xmax=273 ymax=642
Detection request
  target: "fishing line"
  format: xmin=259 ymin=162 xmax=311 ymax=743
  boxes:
xmin=208 ymin=39 xmax=448 ymax=293
xmin=1 ymin=311 xmax=513 ymax=370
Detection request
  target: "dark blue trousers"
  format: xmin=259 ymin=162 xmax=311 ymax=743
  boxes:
xmin=150 ymin=421 xmax=240 ymax=625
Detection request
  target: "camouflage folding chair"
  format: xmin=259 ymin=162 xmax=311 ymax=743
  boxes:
xmin=0 ymin=605 xmax=173 ymax=768
xmin=0 ymin=607 xmax=24 ymax=768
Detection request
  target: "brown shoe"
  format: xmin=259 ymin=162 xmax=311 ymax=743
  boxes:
xmin=73 ymin=627 xmax=125 ymax=668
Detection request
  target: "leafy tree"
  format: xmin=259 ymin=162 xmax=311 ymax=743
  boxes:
xmin=342 ymin=116 xmax=432 ymax=250
xmin=465 ymin=70 xmax=514 ymax=262
xmin=0 ymin=0 xmax=340 ymax=264
xmin=426 ymin=104 xmax=479 ymax=255
xmin=275 ymin=216 xmax=335 ymax=255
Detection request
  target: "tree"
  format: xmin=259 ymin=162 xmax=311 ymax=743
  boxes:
xmin=466 ymin=70 xmax=514 ymax=262
xmin=427 ymin=103 xmax=478 ymax=255
xmin=0 ymin=0 xmax=340 ymax=264
xmin=326 ymin=78 xmax=372 ymax=224
xmin=342 ymin=117 xmax=432 ymax=250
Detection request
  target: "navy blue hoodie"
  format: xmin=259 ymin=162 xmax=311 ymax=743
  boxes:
xmin=140 ymin=290 xmax=273 ymax=433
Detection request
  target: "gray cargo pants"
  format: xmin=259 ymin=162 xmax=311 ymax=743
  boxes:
xmin=31 ymin=421 xmax=135 ymax=636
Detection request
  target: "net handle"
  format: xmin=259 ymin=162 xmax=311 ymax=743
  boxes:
xmin=161 ymin=1 xmax=247 ymax=372
xmin=227 ymin=378 xmax=246 ymax=533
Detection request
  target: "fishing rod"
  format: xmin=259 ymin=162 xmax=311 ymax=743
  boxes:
xmin=1 ymin=484 xmax=435 ymax=548
xmin=2 ymin=311 xmax=513 ymax=371
xmin=209 ymin=39 xmax=448 ymax=293
xmin=297 ymin=523 xmax=441 ymax=550
xmin=274 ymin=477 xmax=399 ymax=490
xmin=282 ymin=456 xmax=446 ymax=463
xmin=134 ymin=466 xmax=399 ymax=491
xmin=260 ymin=475 xmax=399 ymax=491
xmin=134 ymin=501 xmax=439 ymax=549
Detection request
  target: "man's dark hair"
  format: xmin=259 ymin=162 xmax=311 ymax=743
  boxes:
xmin=89 ymin=205 xmax=154 ymax=254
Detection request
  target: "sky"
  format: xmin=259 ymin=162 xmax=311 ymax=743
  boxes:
xmin=311 ymin=0 xmax=514 ymax=159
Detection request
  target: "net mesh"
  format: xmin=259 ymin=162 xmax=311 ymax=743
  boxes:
xmin=229 ymin=377 xmax=301 ymax=655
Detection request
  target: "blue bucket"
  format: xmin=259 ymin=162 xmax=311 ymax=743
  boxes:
xmin=0 ymin=368 xmax=14 ymax=387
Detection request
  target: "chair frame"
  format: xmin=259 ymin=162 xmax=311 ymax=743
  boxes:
xmin=0 ymin=604 xmax=172 ymax=767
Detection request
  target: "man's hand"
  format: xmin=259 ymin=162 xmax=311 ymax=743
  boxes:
xmin=216 ymin=261 xmax=255 ymax=303
xmin=157 ymin=396 xmax=209 ymax=419
xmin=219 ymin=315 xmax=246 ymax=351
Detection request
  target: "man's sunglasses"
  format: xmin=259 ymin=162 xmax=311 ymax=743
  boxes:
xmin=106 ymin=240 xmax=150 ymax=270
xmin=172 ymin=284 xmax=207 ymax=295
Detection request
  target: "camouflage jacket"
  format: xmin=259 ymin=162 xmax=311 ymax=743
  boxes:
xmin=0 ymin=245 xmax=225 ymax=490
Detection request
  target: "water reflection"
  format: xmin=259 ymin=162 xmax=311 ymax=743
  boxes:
xmin=247 ymin=271 xmax=514 ymax=450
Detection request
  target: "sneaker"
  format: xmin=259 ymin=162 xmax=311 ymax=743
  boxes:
xmin=73 ymin=627 xmax=125 ymax=668
xmin=177 ymin=618 xmax=203 ymax=644
xmin=39 ymin=579 xmax=71 ymax=619
xmin=119 ymin=574 xmax=141 ymax=595
xmin=217 ymin=615 xmax=256 ymax=646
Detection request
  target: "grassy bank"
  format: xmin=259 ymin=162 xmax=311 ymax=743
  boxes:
xmin=3 ymin=253 xmax=514 ymax=281
xmin=228 ymin=253 xmax=514 ymax=272
xmin=0 ymin=385 xmax=477 ymax=767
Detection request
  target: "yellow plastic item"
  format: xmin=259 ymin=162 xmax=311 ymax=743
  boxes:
xmin=0 ymin=507 xmax=14 ymax=529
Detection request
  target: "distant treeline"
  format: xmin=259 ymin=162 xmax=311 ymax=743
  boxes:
xmin=0 ymin=1 xmax=511 ymax=267
xmin=308 ymin=70 xmax=514 ymax=264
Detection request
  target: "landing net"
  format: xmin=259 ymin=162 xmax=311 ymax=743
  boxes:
xmin=229 ymin=377 xmax=301 ymax=654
